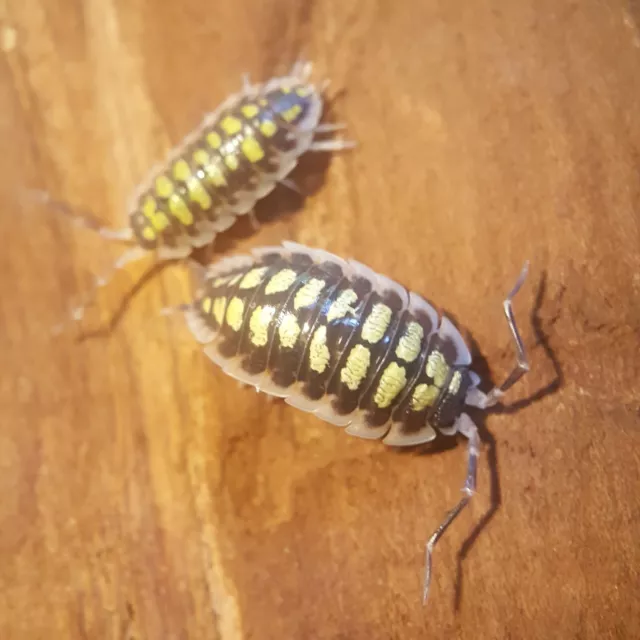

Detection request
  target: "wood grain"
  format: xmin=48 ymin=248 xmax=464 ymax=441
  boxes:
xmin=1 ymin=0 xmax=639 ymax=638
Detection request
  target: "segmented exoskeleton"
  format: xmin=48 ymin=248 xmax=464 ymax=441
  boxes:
xmin=40 ymin=62 xmax=352 ymax=325
xmin=179 ymin=241 xmax=530 ymax=603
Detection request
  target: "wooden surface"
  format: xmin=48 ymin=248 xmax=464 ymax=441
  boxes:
xmin=1 ymin=0 xmax=639 ymax=638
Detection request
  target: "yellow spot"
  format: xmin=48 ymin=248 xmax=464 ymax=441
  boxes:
xmin=241 ymin=104 xmax=260 ymax=118
xmin=228 ymin=273 xmax=243 ymax=286
xmin=411 ymin=384 xmax=440 ymax=412
xmin=426 ymin=351 xmax=449 ymax=387
xmin=142 ymin=195 xmax=157 ymax=218
xmin=142 ymin=226 xmax=156 ymax=241
xmin=296 ymin=86 xmax=312 ymax=97
xmin=294 ymin=278 xmax=326 ymax=310
xmin=340 ymin=345 xmax=371 ymax=391
xmin=241 ymin=136 xmax=265 ymax=163
xmin=326 ymin=289 xmax=358 ymax=322
xmin=361 ymin=304 xmax=392 ymax=344
xmin=395 ymin=322 xmax=424 ymax=363
xmin=281 ymin=86 xmax=292 ymax=94
xmin=239 ymin=267 xmax=268 ymax=290
xmin=249 ymin=305 xmax=276 ymax=346
xmin=449 ymin=371 xmax=462 ymax=395
xmin=224 ymin=153 xmax=239 ymax=171
xmin=309 ymin=326 xmax=330 ymax=373
xmin=201 ymin=297 xmax=213 ymax=314
xmin=373 ymin=363 xmax=407 ymax=409
xmin=194 ymin=149 xmax=210 ymax=166
xmin=172 ymin=159 xmax=191 ymax=182
xmin=155 ymin=175 xmax=174 ymax=199
xmin=186 ymin=175 xmax=212 ymax=210
xmin=265 ymin=269 xmax=298 ymax=295
xmin=168 ymin=193 xmax=194 ymax=226
xmin=152 ymin=212 xmax=170 ymax=232
xmin=213 ymin=275 xmax=232 ymax=287
xmin=225 ymin=297 xmax=245 ymax=332
xmin=213 ymin=297 xmax=227 ymax=325
xmin=278 ymin=313 xmax=301 ymax=349
xmin=220 ymin=116 xmax=243 ymax=136
xmin=206 ymin=131 xmax=222 ymax=149
xmin=258 ymin=99 xmax=268 ymax=107
xmin=281 ymin=103 xmax=303 ymax=123
xmin=203 ymin=160 xmax=227 ymax=187
xmin=259 ymin=120 xmax=278 ymax=138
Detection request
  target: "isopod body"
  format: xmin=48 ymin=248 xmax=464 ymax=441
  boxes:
xmin=182 ymin=241 xmax=530 ymax=603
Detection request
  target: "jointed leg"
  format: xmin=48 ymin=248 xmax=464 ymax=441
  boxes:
xmin=423 ymin=414 xmax=480 ymax=605
xmin=52 ymin=245 xmax=148 ymax=334
xmin=25 ymin=188 xmax=134 ymax=242
xmin=483 ymin=261 xmax=531 ymax=408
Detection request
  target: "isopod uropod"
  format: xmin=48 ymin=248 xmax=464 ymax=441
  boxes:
xmin=40 ymin=61 xmax=352 ymax=324
xmin=177 ymin=241 xmax=530 ymax=603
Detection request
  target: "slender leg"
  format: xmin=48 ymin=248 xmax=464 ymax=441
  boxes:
xmin=247 ymin=211 xmax=260 ymax=231
xmin=24 ymin=188 xmax=134 ymax=242
xmin=483 ymin=261 xmax=531 ymax=408
xmin=313 ymin=123 xmax=348 ymax=134
xmin=309 ymin=139 xmax=357 ymax=152
xmin=241 ymin=73 xmax=252 ymax=93
xmin=52 ymin=246 xmax=148 ymax=334
xmin=278 ymin=177 xmax=303 ymax=195
xmin=423 ymin=414 xmax=479 ymax=605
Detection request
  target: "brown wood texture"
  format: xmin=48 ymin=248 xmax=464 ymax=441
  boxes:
xmin=1 ymin=0 xmax=639 ymax=638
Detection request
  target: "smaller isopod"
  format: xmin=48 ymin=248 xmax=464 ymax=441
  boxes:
xmin=35 ymin=61 xmax=353 ymax=329
xmin=169 ymin=241 xmax=531 ymax=603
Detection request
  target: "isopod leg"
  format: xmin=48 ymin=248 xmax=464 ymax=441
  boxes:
xmin=483 ymin=261 xmax=531 ymax=407
xmin=423 ymin=413 xmax=479 ymax=605
xmin=53 ymin=245 xmax=148 ymax=334
xmin=25 ymin=188 xmax=134 ymax=242
xmin=308 ymin=139 xmax=356 ymax=152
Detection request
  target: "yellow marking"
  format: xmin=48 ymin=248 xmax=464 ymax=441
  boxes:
xmin=309 ymin=325 xmax=330 ymax=373
xmin=206 ymin=131 xmax=222 ymax=149
xmin=296 ymin=86 xmax=312 ymax=97
xmin=213 ymin=275 xmax=231 ymax=287
xmin=448 ymin=370 xmax=462 ymax=395
xmin=203 ymin=160 xmax=227 ymax=187
xmin=281 ymin=103 xmax=303 ymax=123
xmin=142 ymin=226 xmax=156 ymax=241
xmin=220 ymin=116 xmax=243 ymax=136
xmin=241 ymin=136 xmax=265 ymax=163
xmin=373 ymin=363 xmax=407 ymax=409
xmin=426 ymin=351 xmax=449 ymax=387
xmin=228 ymin=273 xmax=243 ymax=286
xmin=224 ymin=153 xmax=239 ymax=171
xmin=259 ymin=119 xmax=277 ymax=138
xmin=152 ymin=212 xmax=170 ymax=232
xmin=225 ymin=297 xmax=245 ymax=332
xmin=258 ymin=98 xmax=268 ymax=106
xmin=155 ymin=175 xmax=174 ymax=199
xmin=142 ymin=195 xmax=157 ymax=218
xmin=213 ymin=297 xmax=227 ymax=325
xmin=172 ymin=159 xmax=191 ymax=182
xmin=326 ymin=289 xmax=358 ymax=322
xmin=241 ymin=104 xmax=260 ymax=118
xmin=186 ymin=175 xmax=212 ymax=210
xmin=265 ymin=269 xmax=298 ymax=295
xmin=395 ymin=322 xmax=424 ymax=363
xmin=278 ymin=312 xmax=301 ymax=349
xmin=340 ymin=344 xmax=371 ymax=391
xmin=239 ymin=267 xmax=268 ymax=290
xmin=281 ymin=86 xmax=292 ymax=94
xmin=194 ymin=149 xmax=210 ymax=166
xmin=249 ymin=305 xmax=276 ymax=347
xmin=361 ymin=303 xmax=392 ymax=344
xmin=168 ymin=193 xmax=194 ymax=226
xmin=201 ymin=297 xmax=213 ymax=314
xmin=294 ymin=278 xmax=326 ymax=311
xmin=411 ymin=384 xmax=440 ymax=412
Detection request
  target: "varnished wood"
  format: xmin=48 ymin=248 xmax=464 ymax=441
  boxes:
xmin=1 ymin=0 xmax=639 ymax=638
